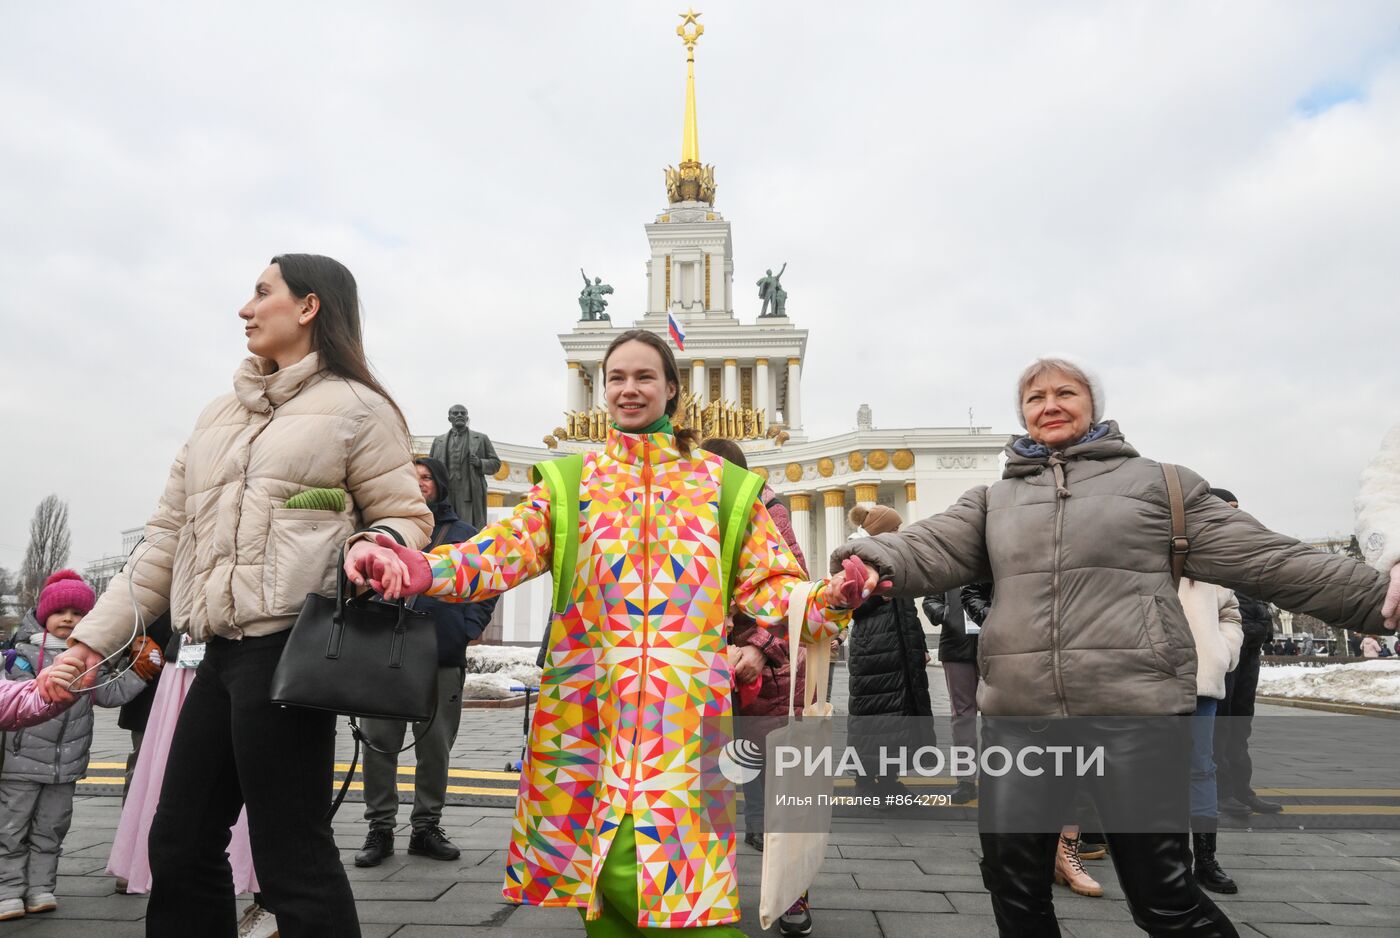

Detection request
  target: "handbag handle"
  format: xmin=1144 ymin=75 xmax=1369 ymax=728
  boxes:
xmin=328 ymin=549 xmax=413 ymax=662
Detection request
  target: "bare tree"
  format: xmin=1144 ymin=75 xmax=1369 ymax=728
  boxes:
xmin=19 ymin=495 xmax=71 ymax=607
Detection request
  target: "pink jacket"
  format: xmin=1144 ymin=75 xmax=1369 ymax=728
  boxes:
xmin=0 ymin=678 xmax=66 ymax=731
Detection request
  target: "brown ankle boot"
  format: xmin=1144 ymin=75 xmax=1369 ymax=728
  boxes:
xmin=1054 ymin=834 xmax=1104 ymax=897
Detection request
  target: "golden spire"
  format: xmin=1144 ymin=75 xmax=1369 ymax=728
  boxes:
xmin=664 ymin=8 xmax=717 ymax=205
xmin=678 ymin=8 xmax=703 ymax=163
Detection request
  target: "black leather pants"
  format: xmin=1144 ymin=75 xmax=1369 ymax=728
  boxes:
xmin=976 ymin=717 xmax=1239 ymax=937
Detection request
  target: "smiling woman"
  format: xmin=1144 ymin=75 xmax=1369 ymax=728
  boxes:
xmin=832 ymin=353 xmax=1393 ymax=937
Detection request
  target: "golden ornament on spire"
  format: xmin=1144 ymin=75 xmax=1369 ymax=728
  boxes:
xmin=664 ymin=8 xmax=717 ymax=205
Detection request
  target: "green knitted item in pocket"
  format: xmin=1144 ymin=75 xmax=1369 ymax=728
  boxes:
xmin=283 ymin=487 xmax=347 ymax=512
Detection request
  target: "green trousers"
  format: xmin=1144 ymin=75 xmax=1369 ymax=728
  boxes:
xmin=581 ymin=815 xmax=745 ymax=937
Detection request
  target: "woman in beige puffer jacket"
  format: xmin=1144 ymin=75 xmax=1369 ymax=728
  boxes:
xmin=833 ymin=356 xmax=1392 ymax=938
xmin=43 ymin=254 xmax=431 ymax=938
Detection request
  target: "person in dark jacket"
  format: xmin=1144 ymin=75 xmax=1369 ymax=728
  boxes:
xmin=355 ymin=457 xmax=498 ymax=867
xmin=922 ymin=584 xmax=984 ymax=804
xmin=1195 ymin=490 xmax=1282 ymax=821
xmin=117 ymin=613 xmax=175 ymax=792
xmin=847 ymin=505 xmax=933 ymax=798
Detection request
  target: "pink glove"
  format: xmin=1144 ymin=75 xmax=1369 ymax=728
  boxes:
xmin=832 ymin=556 xmax=886 ymax=608
xmin=371 ymin=534 xmax=433 ymax=598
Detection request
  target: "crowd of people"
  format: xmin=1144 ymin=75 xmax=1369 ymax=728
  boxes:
xmin=7 ymin=253 xmax=1397 ymax=938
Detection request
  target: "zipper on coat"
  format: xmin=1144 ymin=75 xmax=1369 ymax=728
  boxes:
xmin=626 ymin=441 xmax=654 ymax=808
xmin=52 ymin=705 xmax=68 ymax=784
xmin=1050 ymin=489 xmax=1070 ymax=717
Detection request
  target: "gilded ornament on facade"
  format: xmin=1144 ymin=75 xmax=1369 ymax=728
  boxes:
xmin=785 ymin=462 xmax=803 ymax=483
xmin=549 ymin=391 xmax=772 ymax=448
xmin=817 ymin=458 xmax=835 ymax=478
xmin=868 ymin=449 xmax=890 ymax=470
xmin=892 ymin=449 xmax=914 ymax=470
xmin=848 ymin=451 xmax=865 ymax=471
xmin=494 ymin=461 xmax=511 ymax=481
xmin=753 ymin=466 xmax=769 ymax=482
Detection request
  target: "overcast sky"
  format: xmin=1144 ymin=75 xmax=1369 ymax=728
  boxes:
xmin=2 ymin=1 xmax=1398 ymax=573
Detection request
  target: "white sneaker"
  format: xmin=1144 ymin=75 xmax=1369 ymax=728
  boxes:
xmin=23 ymin=892 xmax=56 ymax=913
xmin=236 ymin=903 xmax=279 ymax=938
xmin=0 ymin=898 xmax=23 ymax=920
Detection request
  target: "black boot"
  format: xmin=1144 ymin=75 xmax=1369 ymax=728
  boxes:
xmin=1191 ymin=826 xmax=1238 ymax=895
xmin=1242 ymin=792 xmax=1283 ymax=815
xmin=1106 ymin=832 xmax=1240 ymax=936
xmin=354 ymin=828 xmax=394 ymax=868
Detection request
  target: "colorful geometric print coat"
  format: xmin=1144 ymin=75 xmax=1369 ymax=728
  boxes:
xmin=424 ymin=426 xmax=849 ymax=928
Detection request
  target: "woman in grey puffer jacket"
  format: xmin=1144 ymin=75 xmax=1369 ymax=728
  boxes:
xmin=832 ymin=357 xmax=1392 ymax=938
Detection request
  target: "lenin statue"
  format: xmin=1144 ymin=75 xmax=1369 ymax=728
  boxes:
xmin=429 ymin=404 xmax=501 ymax=530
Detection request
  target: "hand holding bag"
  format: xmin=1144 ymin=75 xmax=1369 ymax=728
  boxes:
xmin=269 ymin=553 xmax=440 ymax=817
xmin=759 ymin=580 xmax=835 ymax=930
xmin=269 ymin=558 xmax=437 ymax=722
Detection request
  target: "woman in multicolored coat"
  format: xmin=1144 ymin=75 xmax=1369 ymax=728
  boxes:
xmin=348 ymin=329 xmax=872 ymax=936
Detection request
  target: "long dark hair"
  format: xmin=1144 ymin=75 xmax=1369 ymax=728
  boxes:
xmin=602 ymin=329 xmax=697 ymax=453
xmin=271 ymin=253 xmax=406 ymax=429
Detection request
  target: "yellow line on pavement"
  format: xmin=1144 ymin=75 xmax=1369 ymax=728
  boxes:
xmin=331 ymin=763 xmax=519 ymax=781
xmin=1257 ymin=788 xmax=1400 ymax=797
xmin=1279 ymin=804 xmax=1400 ymax=815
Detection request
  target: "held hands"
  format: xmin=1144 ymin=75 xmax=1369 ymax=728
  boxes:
xmin=35 ymin=643 xmax=104 ymax=704
xmin=344 ymin=534 xmax=433 ymax=601
xmin=1383 ymin=564 xmax=1400 ymax=631
xmin=727 ymin=644 xmax=764 ymax=685
xmin=826 ymin=556 xmax=891 ymax=609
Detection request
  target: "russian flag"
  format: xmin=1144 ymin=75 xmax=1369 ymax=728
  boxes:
xmin=667 ymin=310 xmax=686 ymax=350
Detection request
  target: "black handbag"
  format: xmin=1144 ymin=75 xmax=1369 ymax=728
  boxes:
xmin=270 ymin=556 xmax=440 ymax=816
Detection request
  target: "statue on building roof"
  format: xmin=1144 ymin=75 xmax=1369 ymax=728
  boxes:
xmin=578 ymin=269 xmax=613 ymax=321
xmin=757 ymin=263 xmax=788 ymax=317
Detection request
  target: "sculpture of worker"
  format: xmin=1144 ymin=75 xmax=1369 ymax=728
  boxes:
xmin=757 ymin=262 xmax=788 ymax=317
xmin=578 ymin=269 xmax=613 ymax=321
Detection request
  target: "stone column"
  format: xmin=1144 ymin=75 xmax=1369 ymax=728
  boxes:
xmin=594 ymin=362 xmax=606 ymax=408
xmin=754 ymin=358 xmax=770 ymax=423
xmin=566 ymin=361 xmax=585 ymax=412
xmin=788 ymin=493 xmax=812 ymax=570
xmin=823 ymin=488 xmax=847 ymax=563
xmin=905 ymin=483 xmax=918 ymax=523
xmin=691 ymin=359 xmax=707 ymax=405
xmin=786 ymin=358 xmax=802 ymax=430
xmin=854 ymin=483 xmax=879 ymax=505
xmin=723 ymin=359 xmax=738 ymax=403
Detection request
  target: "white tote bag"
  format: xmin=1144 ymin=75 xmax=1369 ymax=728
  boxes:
xmin=758 ymin=580 xmax=835 ymax=929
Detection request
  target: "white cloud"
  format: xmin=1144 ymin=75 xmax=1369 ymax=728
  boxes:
xmin=2 ymin=1 xmax=1398 ymax=572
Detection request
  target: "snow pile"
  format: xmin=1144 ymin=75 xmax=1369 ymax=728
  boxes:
xmin=461 ymin=645 xmax=543 ymax=699
xmin=1257 ymin=660 xmax=1400 ymax=708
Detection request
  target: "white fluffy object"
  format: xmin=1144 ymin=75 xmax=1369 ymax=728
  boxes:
xmin=460 ymin=645 xmax=542 ymax=699
xmin=1356 ymin=424 xmax=1400 ymax=573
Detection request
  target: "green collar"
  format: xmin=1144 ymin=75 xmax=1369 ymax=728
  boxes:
xmin=612 ymin=414 xmax=673 ymax=435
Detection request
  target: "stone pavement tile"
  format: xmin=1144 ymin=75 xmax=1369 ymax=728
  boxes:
xmin=827 ymin=831 xmax=905 ymax=846
xmin=55 ymin=874 xmax=125 ymax=897
xmin=913 ymin=855 xmax=986 ymax=876
xmin=10 ymin=922 xmax=146 ymax=937
xmin=878 ymin=910 xmax=1001 ymax=937
xmin=439 ymin=882 xmax=535 ymax=904
xmin=1227 ymin=854 xmax=1400 ymax=871
xmin=500 ymin=904 xmax=586 ymax=929
xmin=350 ymin=879 xmax=457 ymax=901
xmin=810 ymin=858 xmax=926 ymax=876
xmin=1252 ymin=925 xmax=1400 ymax=938
xmin=56 ymin=857 xmax=108 ymax=876
xmin=354 ymin=899 xmax=508 ymax=927
xmin=1206 ymin=899 xmax=1324 ymax=924
xmin=1286 ymin=901 xmax=1400 ymax=926
xmin=815 ymin=887 xmax=954 ymax=913
xmin=1062 ymin=921 xmax=1268 ymax=938
xmin=852 ymin=872 xmax=987 ymax=893
xmin=1363 ymin=870 xmax=1400 ymax=883
xmin=40 ymin=895 xmax=146 ymax=920
xmin=1292 ymin=869 xmax=1400 ymax=906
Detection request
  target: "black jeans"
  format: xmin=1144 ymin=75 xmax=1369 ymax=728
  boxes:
xmin=1214 ymin=642 xmax=1261 ymax=802
xmin=146 ymin=632 xmax=360 ymax=938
